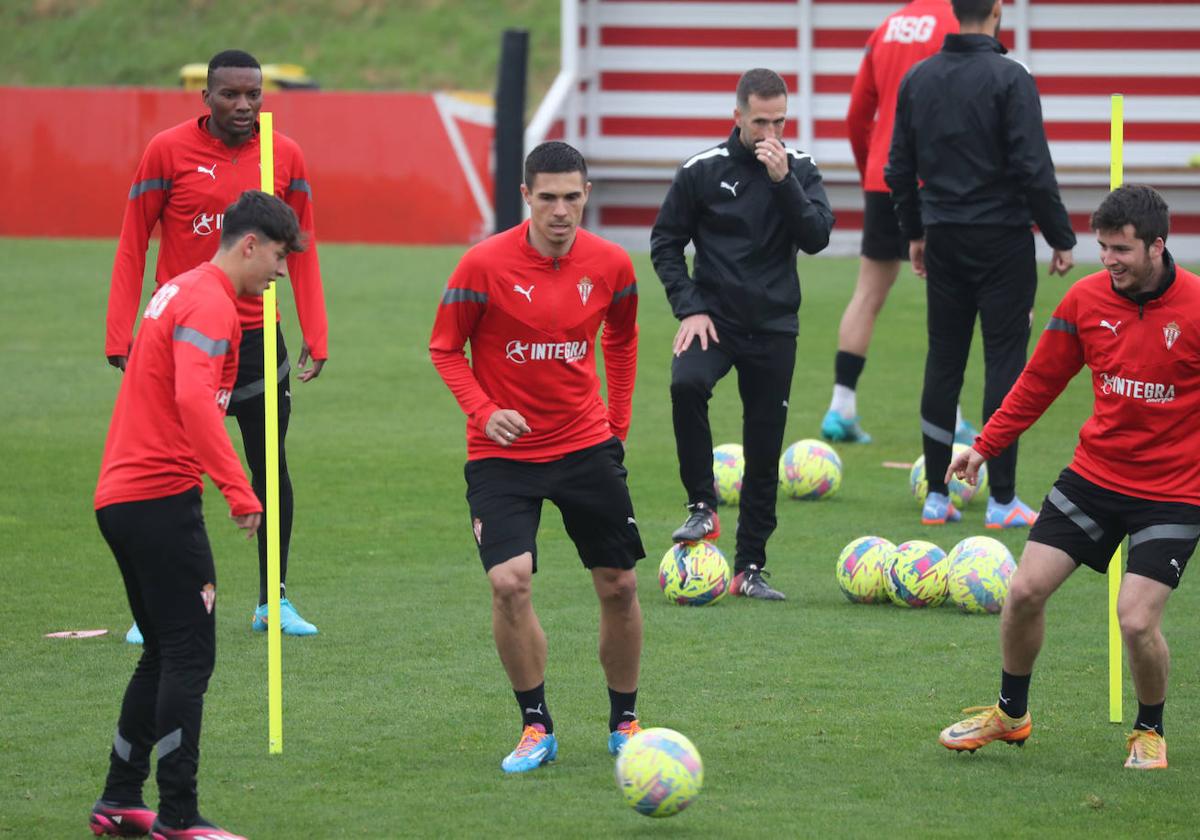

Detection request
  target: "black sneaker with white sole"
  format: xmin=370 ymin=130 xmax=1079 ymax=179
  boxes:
xmin=733 ymin=565 xmax=786 ymax=600
xmin=670 ymin=502 xmax=720 ymax=543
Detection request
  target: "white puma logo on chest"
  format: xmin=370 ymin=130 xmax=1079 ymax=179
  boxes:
xmin=513 ymin=284 xmax=534 ymax=302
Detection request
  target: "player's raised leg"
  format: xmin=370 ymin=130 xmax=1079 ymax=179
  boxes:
xmin=592 ymin=567 xmax=643 ymax=754
xmin=488 ymin=553 xmax=557 ymax=773
xmin=1118 ymin=572 xmax=1172 ymax=769
xmin=940 ymin=540 xmax=1077 ymax=751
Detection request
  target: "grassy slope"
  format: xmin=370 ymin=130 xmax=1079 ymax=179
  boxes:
xmin=0 ymin=0 xmax=561 ymax=94
xmin=1 ymin=238 xmax=1197 ymax=837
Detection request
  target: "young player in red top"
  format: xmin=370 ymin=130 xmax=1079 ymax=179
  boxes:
xmin=91 ymin=191 xmax=303 ymax=840
xmin=822 ymin=0 xmax=959 ymax=444
xmin=430 ymin=141 xmax=644 ymax=773
xmin=939 ymin=186 xmax=1200 ymax=770
xmin=105 ymin=50 xmax=327 ymax=640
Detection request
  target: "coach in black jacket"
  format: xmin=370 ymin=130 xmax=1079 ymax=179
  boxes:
xmin=885 ymin=0 xmax=1075 ymax=529
xmin=651 ymin=68 xmax=834 ymax=601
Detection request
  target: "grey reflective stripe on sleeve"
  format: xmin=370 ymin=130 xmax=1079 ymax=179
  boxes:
xmin=173 ymin=326 xmax=231 ymax=357
xmin=1045 ymin=317 xmax=1076 ymax=334
xmin=128 ymin=178 xmax=171 ymax=200
xmin=441 ymin=288 xmax=488 ymax=305
xmin=287 ymin=178 xmax=312 ymax=196
xmin=1129 ymin=523 xmax=1200 ymax=549
xmin=1047 ymin=487 xmax=1104 ymax=541
xmin=920 ymin=417 xmax=955 ymax=446
xmin=156 ymin=728 xmax=183 ymax=759
xmin=612 ymin=283 xmax=638 ymax=302
xmin=113 ymin=729 xmax=133 ymax=762
xmin=229 ymin=359 xmax=292 ymax=404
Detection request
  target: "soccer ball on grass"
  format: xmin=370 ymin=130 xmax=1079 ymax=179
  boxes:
xmin=615 ymin=727 xmax=703 ymax=818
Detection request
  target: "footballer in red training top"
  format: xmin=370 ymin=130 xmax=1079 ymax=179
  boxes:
xmin=430 ymin=141 xmax=646 ymax=775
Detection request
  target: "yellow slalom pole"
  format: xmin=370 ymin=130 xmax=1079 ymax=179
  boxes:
xmin=260 ymin=111 xmax=284 ymax=754
xmin=1108 ymin=94 xmax=1123 ymax=725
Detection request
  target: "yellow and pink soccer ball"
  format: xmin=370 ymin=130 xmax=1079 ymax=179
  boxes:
xmin=712 ymin=443 xmax=745 ymax=506
xmin=658 ymin=541 xmax=731 ymax=606
xmin=947 ymin=536 xmax=1016 ymax=614
xmin=885 ymin=540 xmax=949 ymax=608
xmin=779 ymin=439 xmax=842 ymax=500
xmin=909 ymin=444 xmax=988 ymax=509
xmin=835 ymin=536 xmax=895 ymax=604
xmin=615 ymin=727 xmax=703 ymax=818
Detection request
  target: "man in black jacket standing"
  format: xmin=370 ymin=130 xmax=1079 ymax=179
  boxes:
xmin=886 ymin=0 xmax=1075 ymax=528
xmin=651 ymin=68 xmax=834 ymax=601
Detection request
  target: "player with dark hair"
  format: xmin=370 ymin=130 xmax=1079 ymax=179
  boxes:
xmin=90 ymin=191 xmax=301 ymax=839
xmin=821 ymin=0 xmax=959 ymax=444
xmin=939 ymin=185 xmax=1197 ymax=770
xmin=106 ymin=49 xmax=328 ymax=642
xmin=886 ymin=0 xmax=1075 ymax=528
xmin=651 ymin=67 xmax=834 ymax=600
xmin=430 ymin=141 xmax=645 ymax=772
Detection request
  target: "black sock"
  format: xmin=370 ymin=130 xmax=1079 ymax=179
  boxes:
xmin=608 ymin=687 xmax=638 ymax=732
xmin=514 ymin=683 xmax=552 ymax=733
xmin=991 ymin=485 xmax=1015 ymax=505
xmin=1134 ymin=701 xmax=1165 ymax=736
xmin=834 ymin=351 xmax=866 ymax=390
xmin=999 ymin=670 xmax=1031 ymax=719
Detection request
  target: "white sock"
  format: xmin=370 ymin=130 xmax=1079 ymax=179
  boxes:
xmin=831 ymin=385 xmax=857 ymax=420
xmin=955 ymin=405 xmax=965 ymax=430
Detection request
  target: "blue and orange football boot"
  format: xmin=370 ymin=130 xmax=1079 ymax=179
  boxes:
xmin=985 ymin=496 xmax=1037 ymax=529
xmin=821 ymin=409 xmax=872 ymax=444
xmin=608 ymin=718 xmax=642 ymax=756
xmin=501 ymin=724 xmax=558 ymax=774
xmin=921 ymin=492 xmax=961 ymax=525
xmin=939 ymin=704 xmax=1032 ymax=752
xmin=251 ymin=598 xmax=318 ymax=636
xmin=89 ymin=799 xmax=156 ymax=836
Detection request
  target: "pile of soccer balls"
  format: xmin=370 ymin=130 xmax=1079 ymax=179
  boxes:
xmin=714 ymin=439 xmax=844 ymax=505
xmin=835 ymin=534 xmax=1016 ymax=614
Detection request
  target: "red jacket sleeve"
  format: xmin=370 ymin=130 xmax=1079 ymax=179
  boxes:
xmin=173 ymin=302 xmax=261 ymax=515
xmin=429 ymin=254 xmax=499 ymax=433
xmin=107 ymin=136 xmax=170 ymax=358
xmin=973 ymin=293 xmax=1085 ymax=459
xmin=601 ymin=255 xmax=639 ymax=441
xmin=282 ymin=140 xmax=329 ymax=359
xmin=846 ymin=38 xmax=879 ymax=182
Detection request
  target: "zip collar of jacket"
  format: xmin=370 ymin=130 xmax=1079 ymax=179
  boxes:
xmin=943 ymin=32 xmax=1006 ymax=55
xmin=1110 ymin=248 xmax=1178 ymax=307
xmin=192 ymin=115 xmax=261 ymax=154
xmin=515 ymin=217 xmax=577 ymax=268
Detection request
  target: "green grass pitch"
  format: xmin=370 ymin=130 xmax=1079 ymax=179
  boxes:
xmin=1 ymin=237 xmax=1197 ymax=837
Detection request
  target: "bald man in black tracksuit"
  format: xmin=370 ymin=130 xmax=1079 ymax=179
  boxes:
xmin=651 ymin=68 xmax=834 ymax=601
xmin=886 ymin=0 xmax=1075 ymax=528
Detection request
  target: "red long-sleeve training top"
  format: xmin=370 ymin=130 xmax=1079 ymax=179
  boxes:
xmin=106 ymin=116 xmax=328 ymax=360
xmin=975 ymin=258 xmax=1200 ymax=504
xmin=430 ymin=220 xmax=639 ymax=462
xmin=96 ymin=262 xmax=261 ymax=515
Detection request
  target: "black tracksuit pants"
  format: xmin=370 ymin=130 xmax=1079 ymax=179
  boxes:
xmin=227 ymin=325 xmax=294 ymax=606
xmin=670 ymin=329 xmax=796 ymax=573
xmin=921 ymin=224 xmax=1037 ymax=499
xmin=96 ymin=489 xmax=216 ymax=827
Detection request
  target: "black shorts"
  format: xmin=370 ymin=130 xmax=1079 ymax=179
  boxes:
xmin=1029 ymin=468 xmax=1200 ymax=588
xmin=860 ymin=190 xmax=908 ymax=261
xmin=464 ymin=437 xmax=645 ymax=572
xmin=227 ymin=325 xmax=291 ymax=418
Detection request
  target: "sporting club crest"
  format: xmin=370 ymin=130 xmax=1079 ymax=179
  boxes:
xmin=1164 ymin=321 xmax=1181 ymax=350
xmin=201 ymin=583 xmax=216 ymax=614
xmin=577 ymin=276 xmax=593 ymax=305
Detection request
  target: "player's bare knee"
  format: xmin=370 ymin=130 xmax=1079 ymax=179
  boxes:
xmin=1005 ymin=572 xmax=1049 ymax=614
xmin=1117 ymin=604 xmax=1159 ymax=643
xmin=595 ymin=568 xmax=638 ymax=606
xmin=489 ymin=561 xmax=533 ymax=608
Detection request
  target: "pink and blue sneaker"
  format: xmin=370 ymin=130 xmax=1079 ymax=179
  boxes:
xmin=607 ymin=718 xmax=642 ymax=756
xmin=986 ymin=496 xmax=1038 ymax=529
xmin=922 ymin=492 xmax=961 ymax=525
xmin=501 ymin=724 xmax=558 ymax=773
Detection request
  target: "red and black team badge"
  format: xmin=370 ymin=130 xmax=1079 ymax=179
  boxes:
xmin=577 ymin=276 xmax=593 ymax=305
xmin=1164 ymin=321 xmax=1181 ymax=350
xmin=201 ymin=582 xmax=216 ymax=615
xmin=473 ymin=517 xmax=484 ymax=545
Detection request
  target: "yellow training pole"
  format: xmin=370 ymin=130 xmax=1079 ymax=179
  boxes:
xmin=260 ymin=111 xmax=284 ymax=753
xmin=1108 ymin=94 xmax=1123 ymax=725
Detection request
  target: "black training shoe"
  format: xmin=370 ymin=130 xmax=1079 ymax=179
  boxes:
xmin=732 ymin=565 xmax=786 ymax=601
xmin=671 ymin=502 xmax=721 ymax=543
